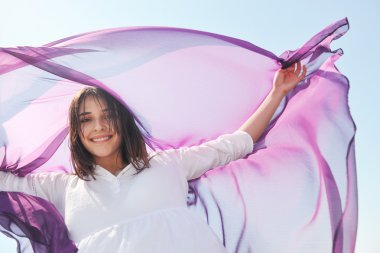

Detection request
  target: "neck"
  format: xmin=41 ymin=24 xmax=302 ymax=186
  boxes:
xmin=95 ymin=155 xmax=127 ymax=176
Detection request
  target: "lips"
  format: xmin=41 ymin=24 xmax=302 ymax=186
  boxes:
xmin=91 ymin=135 xmax=112 ymax=143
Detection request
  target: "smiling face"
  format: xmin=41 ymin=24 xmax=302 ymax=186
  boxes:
xmin=69 ymin=87 xmax=151 ymax=180
xmin=78 ymin=96 xmax=122 ymax=166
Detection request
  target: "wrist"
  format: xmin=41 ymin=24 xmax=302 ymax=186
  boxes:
xmin=269 ymin=88 xmax=287 ymax=99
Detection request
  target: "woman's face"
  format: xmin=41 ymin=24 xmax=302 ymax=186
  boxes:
xmin=78 ymin=96 xmax=122 ymax=163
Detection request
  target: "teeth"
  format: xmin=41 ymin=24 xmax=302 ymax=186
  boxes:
xmin=92 ymin=136 xmax=111 ymax=142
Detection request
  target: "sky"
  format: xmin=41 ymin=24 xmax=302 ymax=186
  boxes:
xmin=0 ymin=0 xmax=379 ymax=252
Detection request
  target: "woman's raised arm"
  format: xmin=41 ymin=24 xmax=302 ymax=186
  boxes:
xmin=239 ymin=62 xmax=307 ymax=142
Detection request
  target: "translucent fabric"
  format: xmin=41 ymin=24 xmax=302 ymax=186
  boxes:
xmin=0 ymin=17 xmax=356 ymax=253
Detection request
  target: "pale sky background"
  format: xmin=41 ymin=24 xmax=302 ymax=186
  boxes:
xmin=0 ymin=0 xmax=379 ymax=252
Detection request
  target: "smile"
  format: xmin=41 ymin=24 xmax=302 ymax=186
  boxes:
xmin=91 ymin=135 xmax=112 ymax=143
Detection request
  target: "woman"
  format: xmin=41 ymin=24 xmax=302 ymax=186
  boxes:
xmin=0 ymin=62 xmax=306 ymax=252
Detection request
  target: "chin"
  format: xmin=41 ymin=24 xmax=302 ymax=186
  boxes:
xmin=91 ymin=148 xmax=119 ymax=159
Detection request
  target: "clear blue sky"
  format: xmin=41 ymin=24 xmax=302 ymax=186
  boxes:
xmin=0 ymin=0 xmax=378 ymax=252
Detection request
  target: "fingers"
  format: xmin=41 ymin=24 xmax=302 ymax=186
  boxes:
xmin=299 ymin=65 xmax=307 ymax=79
xmin=286 ymin=62 xmax=299 ymax=73
xmin=288 ymin=62 xmax=297 ymax=72
xmin=291 ymin=62 xmax=297 ymax=71
xmin=291 ymin=62 xmax=307 ymax=79
xmin=296 ymin=62 xmax=303 ymax=76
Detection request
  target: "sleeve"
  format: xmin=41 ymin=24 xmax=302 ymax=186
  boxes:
xmin=167 ymin=130 xmax=254 ymax=180
xmin=0 ymin=171 xmax=70 ymax=211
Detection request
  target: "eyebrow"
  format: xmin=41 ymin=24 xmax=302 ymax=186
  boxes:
xmin=79 ymin=108 xmax=110 ymax=116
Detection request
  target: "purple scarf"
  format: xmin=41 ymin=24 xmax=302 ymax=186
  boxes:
xmin=0 ymin=18 xmax=357 ymax=252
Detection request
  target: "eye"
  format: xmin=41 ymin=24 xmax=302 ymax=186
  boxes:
xmin=80 ymin=118 xmax=91 ymax=123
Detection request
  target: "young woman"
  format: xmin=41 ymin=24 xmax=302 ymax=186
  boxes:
xmin=1 ymin=62 xmax=306 ymax=252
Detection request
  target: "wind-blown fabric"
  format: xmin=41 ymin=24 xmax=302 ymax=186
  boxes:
xmin=0 ymin=17 xmax=357 ymax=253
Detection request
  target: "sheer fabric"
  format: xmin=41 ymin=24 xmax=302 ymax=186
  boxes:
xmin=0 ymin=18 xmax=356 ymax=253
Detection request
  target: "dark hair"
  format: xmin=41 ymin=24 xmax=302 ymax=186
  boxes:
xmin=68 ymin=87 xmax=151 ymax=180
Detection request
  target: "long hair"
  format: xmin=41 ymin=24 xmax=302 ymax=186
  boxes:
xmin=68 ymin=87 xmax=151 ymax=180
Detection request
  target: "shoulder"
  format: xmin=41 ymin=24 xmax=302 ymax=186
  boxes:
xmin=148 ymin=148 xmax=180 ymax=165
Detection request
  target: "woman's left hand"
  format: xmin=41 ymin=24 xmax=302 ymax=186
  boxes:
xmin=273 ymin=61 xmax=307 ymax=96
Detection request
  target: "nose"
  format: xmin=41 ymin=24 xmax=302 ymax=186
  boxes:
xmin=94 ymin=118 xmax=107 ymax=132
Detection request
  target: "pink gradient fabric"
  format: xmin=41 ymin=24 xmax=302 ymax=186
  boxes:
xmin=0 ymin=18 xmax=356 ymax=252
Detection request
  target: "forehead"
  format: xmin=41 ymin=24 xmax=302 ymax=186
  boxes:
xmin=79 ymin=96 xmax=107 ymax=113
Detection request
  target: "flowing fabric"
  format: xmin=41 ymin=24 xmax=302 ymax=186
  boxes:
xmin=0 ymin=17 xmax=357 ymax=253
